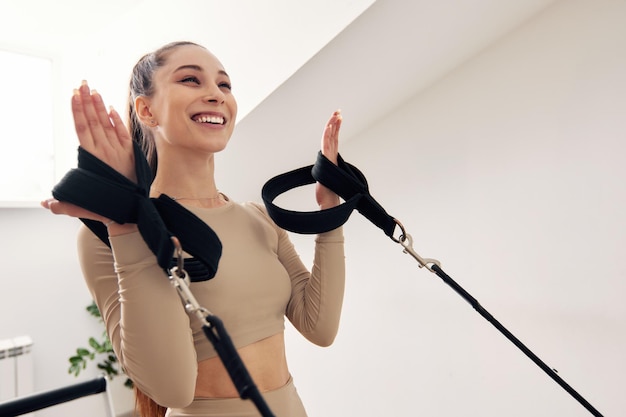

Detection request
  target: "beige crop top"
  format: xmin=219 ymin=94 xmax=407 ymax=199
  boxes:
xmin=76 ymin=198 xmax=345 ymax=408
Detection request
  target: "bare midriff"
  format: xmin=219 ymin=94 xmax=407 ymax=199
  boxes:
xmin=194 ymin=332 xmax=290 ymax=398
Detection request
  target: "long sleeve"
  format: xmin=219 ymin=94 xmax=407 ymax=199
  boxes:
xmin=280 ymin=226 xmax=346 ymax=346
xmin=77 ymin=225 xmax=197 ymax=408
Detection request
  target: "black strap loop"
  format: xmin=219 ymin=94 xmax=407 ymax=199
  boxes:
xmin=261 ymin=164 xmax=359 ymax=234
xmin=262 ymin=151 xmax=397 ymax=237
xmin=52 ymin=142 xmax=222 ymax=281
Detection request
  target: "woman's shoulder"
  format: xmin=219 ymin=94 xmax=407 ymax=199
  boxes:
xmin=240 ymin=200 xmax=268 ymax=215
xmin=237 ymin=201 xmax=280 ymax=229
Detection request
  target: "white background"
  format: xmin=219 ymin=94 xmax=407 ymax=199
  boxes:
xmin=1 ymin=0 xmax=624 ymax=416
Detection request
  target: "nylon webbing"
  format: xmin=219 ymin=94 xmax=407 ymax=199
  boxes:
xmin=52 ymin=143 xmax=222 ymax=281
xmin=53 ymin=147 xmax=394 ymax=278
xmin=262 ymin=151 xmax=397 ymax=237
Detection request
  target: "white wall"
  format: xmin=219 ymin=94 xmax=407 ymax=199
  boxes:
xmin=1 ymin=0 xmax=624 ymax=416
xmin=284 ymin=1 xmax=625 ymax=416
xmin=0 ymin=209 xmax=122 ymax=416
xmin=0 ymin=2 xmax=374 ymax=414
xmin=48 ymin=0 xmax=376 ymax=182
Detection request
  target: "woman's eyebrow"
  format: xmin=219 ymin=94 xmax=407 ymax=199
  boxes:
xmin=174 ymin=64 xmax=202 ymax=73
xmin=173 ymin=65 xmax=229 ymax=78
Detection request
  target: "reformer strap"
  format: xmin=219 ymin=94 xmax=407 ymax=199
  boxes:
xmin=263 ymin=153 xmax=608 ymax=417
xmin=262 ymin=151 xmax=397 ymax=237
xmin=52 ymin=142 xmax=222 ymax=281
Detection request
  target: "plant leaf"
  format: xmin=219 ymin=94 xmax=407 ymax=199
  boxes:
xmin=86 ymin=301 xmax=101 ymax=319
xmin=76 ymin=348 xmax=91 ymax=357
xmin=69 ymin=356 xmax=83 ymax=365
xmin=88 ymin=337 xmax=102 ymax=351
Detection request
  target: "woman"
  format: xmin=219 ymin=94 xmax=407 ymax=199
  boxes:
xmin=42 ymin=41 xmax=345 ymax=417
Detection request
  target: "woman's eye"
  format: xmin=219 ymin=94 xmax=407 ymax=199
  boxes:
xmin=219 ymin=82 xmax=232 ymax=91
xmin=181 ymin=76 xmax=200 ymax=84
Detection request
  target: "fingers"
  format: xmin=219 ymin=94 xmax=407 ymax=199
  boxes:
xmin=322 ymin=110 xmax=342 ymax=165
xmin=79 ymin=81 xmax=113 ymax=150
xmin=108 ymin=106 xmax=132 ymax=147
xmin=72 ymin=81 xmax=126 ymax=152
xmin=70 ymin=81 xmax=136 ymax=182
xmin=71 ymin=84 xmax=95 ymax=150
xmin=91 ymin=88 xmax=120 ymax=146
xmin=316 ymin=110 xmax=342 ymax=209
xmin=41 ymin=198 xmax=108 ymax=223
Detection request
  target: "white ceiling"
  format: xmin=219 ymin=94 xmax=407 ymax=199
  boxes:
xmin=0 ymin=0 xmax=377 ymax=118
xmin=0 ymin=0 xmax=143 ymax=54
xmin=0 ymin=0 xmax=560 ymax=201
xmin=218 ymin=0 xmax=560 ymax=200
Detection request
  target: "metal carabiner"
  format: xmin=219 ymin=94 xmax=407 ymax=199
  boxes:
xmin=391 ymin=218 xmax=441 ymax=273
xmin=171 ymin=236 xmax=186 ymax=278
xmin=168 ymin=236 xmax=212 ymax=325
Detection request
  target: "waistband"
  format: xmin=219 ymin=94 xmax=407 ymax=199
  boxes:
xmin=165 ymin=375 xmax=306 ymax=417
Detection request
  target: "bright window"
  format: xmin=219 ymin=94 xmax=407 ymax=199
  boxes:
xmin=0 ymin=50 xmax=54 ymax=206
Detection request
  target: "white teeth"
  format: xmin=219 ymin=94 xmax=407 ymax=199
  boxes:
xmin=194 ymin=115 xmax=224 ymax=124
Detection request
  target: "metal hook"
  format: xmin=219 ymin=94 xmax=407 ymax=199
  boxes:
xmin=171 ymin=236 xmax=185 ymax=278
xmin=391 ymin=218 xmax=441 ymax=273
xmin=167 ymin=264 xmax=211 ymax=326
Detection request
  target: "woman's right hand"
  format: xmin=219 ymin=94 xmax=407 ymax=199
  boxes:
xmin=72 ymin=80 xmax=136 ymax=183
xmin=41 ymin=81 xmax=138 ymax=231
xmin=41 ymin=195 xmax=138 ymax=236
xmin=41 ymin=197 xmax=107 ymax=223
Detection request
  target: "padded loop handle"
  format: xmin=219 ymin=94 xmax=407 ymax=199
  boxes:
xmin=262 ymin=152 xmax=397 ymax=237
xmin=52 ymin=142 xmax=222 ymax=280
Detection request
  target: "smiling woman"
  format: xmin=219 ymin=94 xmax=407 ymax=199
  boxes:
xmin=41 ymin=40 xmax=345 ymax=417
xmin=0 ymin=49 xmax=55 ymax=206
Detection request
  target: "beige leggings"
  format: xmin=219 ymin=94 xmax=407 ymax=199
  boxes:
xmin=165 ymin=376 xmax=307 ymax=417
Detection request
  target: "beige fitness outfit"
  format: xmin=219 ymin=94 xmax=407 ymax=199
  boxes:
xmin=77 ymin=197 xmax=345 ymax=416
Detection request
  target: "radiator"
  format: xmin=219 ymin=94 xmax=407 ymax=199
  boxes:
xmin=0 ymin=335 xmax=34 ymax=403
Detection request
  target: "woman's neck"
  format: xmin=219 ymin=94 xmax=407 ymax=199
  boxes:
xmin=150 ymin=181 xmax=226 ymax=209
xmin=150 ymin=152 xmax=225 ymax=208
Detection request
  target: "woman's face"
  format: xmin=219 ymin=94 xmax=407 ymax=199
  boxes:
xmin=143 ymin=44 xmax=238 ymax=157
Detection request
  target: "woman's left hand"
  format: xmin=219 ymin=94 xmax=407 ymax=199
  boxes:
xmin=316 ymin=110 xmax=342 ymax=209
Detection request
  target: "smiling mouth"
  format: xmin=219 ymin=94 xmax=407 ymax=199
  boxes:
xmin=192 ymin=114 xmax=225 ymax=125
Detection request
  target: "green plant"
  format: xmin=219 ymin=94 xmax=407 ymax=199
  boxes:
xmin=68 ymin=301 xmax=133 ymax=388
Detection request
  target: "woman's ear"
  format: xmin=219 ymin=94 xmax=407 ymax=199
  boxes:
xmin=135 ymin=96 xmax=157 ymax=127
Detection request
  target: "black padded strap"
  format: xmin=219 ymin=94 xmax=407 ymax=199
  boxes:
xmin=52 ymin=142 xmax=222 ymax=281
xmin=262 ymin=152 xmax=397 ymax=237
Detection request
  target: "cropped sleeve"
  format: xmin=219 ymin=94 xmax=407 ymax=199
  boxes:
xmin=278 ymin=225 xmax=346 ymax=346
xmin=77 ymin=226 xmax=197 ymax=408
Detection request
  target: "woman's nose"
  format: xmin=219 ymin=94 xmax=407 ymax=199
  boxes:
xmin=203 ymin=84 xmax=225 ymax=104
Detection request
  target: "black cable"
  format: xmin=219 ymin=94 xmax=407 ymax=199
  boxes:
xmin=430 ymin=264 xmax=604 ymax=417
xmin=203 ymin=315 xmax=275 ymax=417
xmin=263 ymin=149 xmax=606 ymax=416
